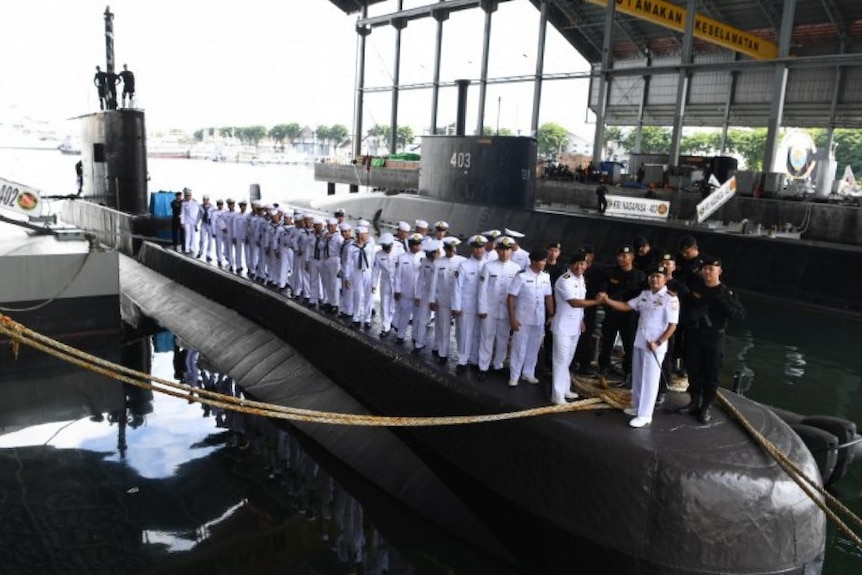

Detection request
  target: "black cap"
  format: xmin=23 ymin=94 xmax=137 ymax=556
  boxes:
xmin=529 ymin=249 xmax=548 ymax=262
xmin=702 ymin=254 xmax=722 ymax=267
xmin=661 ymin=252 xmax=675 ymax=262
xmin=678 ymin=234 xmax=698 ymax=250
xmin=618 ymin=244 xmax=633 ymax=255
xmin=569 ymin=251 xmax=587 ymax=264
xmin=546 ymin=242 xmax=561 ymax=250
xmin=648 ymin=263 xmax=668 ymax=276
xmin=633 ymin=236 xmax=648 ymax=250
xmin=581 ymin=243 xmax=596 ymax=254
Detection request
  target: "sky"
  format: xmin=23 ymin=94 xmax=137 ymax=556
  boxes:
xmin=1 ymin=0 xmax=595 ymax=140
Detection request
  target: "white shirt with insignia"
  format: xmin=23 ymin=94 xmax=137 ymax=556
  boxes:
xmin=627 ymin=286 xmax=680 ymax=351
xmin=552 ymin=271 xmax=586 ymax=336
xmin=508 ymin=267 xmax=552 ymax=325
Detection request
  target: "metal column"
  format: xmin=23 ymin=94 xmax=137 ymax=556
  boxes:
xmin=719 ymin=54 xmax=740 ymax=154
xmin=633 ymin=52 xmax=651 ymax=154
xmin=389 ymin=0 xmax=406 ymax=155
xmin=591 ymin=0 xmax=616 ymax=166
xmin=668 ymin=0 xmax=697 ymax=167
xmin=476 ymin=0 xmax=497 ymax=136
xmin=763 ymin=0 xmax=798 ymax=173
xmin=351 ymin=3 xmax=370 ymax=193
xmin=431 ymin=2 xmax=448 ymax=135
xmin=530 ymin=0 xmax=549 ymax=137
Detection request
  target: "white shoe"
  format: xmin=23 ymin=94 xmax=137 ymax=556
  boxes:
xmin=623 ymin=407 xmax=638 ymax=416
xmin=551 ymin=397 xmax=568 ymax=406
xmin=629 ymin=416 xmax=652 ymax=428
xmin=522 ymin=376 xmax=540 ymax=384
xmin=508 ymin=379 xmax=519 ymax=387
xmin=564 ymin=391 xmax=579 ymax=400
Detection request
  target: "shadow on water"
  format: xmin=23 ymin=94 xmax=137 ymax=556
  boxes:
xmin=0 ymin=327 xmax=516 ymax=575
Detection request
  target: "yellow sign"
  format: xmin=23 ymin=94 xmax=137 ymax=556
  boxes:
xmin=585 ymin=0 xmax=778 ymax=61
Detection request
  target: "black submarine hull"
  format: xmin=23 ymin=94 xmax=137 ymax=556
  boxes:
xmin=131 ymin=241 xmax=825 ymax=575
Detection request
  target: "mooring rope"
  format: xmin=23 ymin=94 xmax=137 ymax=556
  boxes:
xmin=0 ymin=314 xmax=611 ymax=427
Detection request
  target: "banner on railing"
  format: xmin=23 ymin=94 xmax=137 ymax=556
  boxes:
xmin=0 ymin=177 xmax=42 ymax=217
xmin=605 ymin=195 xmax=671 ymax=220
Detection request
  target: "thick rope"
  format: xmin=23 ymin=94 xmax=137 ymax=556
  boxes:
xmin=717 ymin=391 xmax=862 ymax=549
xmin=0 ymin=314 xmax=611 ymax=427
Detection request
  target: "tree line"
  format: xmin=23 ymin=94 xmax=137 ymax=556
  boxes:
xmin=603 ymin=126 xmax=862 ymax=172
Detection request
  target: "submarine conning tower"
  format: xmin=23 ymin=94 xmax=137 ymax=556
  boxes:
xmin=417 ymin=78 xmax=537 ymax=210
xmin=80 ymin=109 xmax=148 ymax=215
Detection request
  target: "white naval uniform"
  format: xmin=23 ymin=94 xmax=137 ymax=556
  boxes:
xmin=372 ymin=248 xmax=397 ymax=333
xmin=393 ymin=251 xmax=423 ymax=341
xmin=307 ymin=231 xmax=326 ymax=305
xmin=345 ymin=240 xmax=375 ymax=323
xmin=181 ymin=198 xmax=201 ymax=254
xmin=322 ymin=232 xmax=344 ymax=308
xmin=507 ymin=267 xmax=552 ymax=383
xmin=248 ymin=213 xmax=264 ymax=273
xmin=219 ymin=210 xmax=235 ymax=268
xmin=510 ymin=247 xmax=530 ymax=270
xmin=274 ymin=224 xmax=294 ymax=290
xmin=231 ymin=209 xmax=248 ymax=272
xmin=627 ymin=287 xmax=680 ymax=419
xmin=211 ymin=208 xmax=227 ymax=266
xmin=433 ymin=254 xmax=465 ymax=359
xmin=413 ymin=256 xmax=438 ymax=349
xmin=196 ymin=203 xmax=216 ymax=260
xmin=477 ymin=259 xmax=521 ymax=372
xmin=551 ymin=271 xmax=587 ymax=404
xmin=451 ymin=256 xmax=484 ymax=367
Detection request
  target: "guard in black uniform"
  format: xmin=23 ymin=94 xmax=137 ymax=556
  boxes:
xmin=677 ymin=255 xmax=745 ymax=424
xmin=597 ymin=245 xmax=646 ymax=382
xmin=541 ymin=242 xmax=566 ymax=372
xmin=574 ymin=244 xmax=602 ymax=374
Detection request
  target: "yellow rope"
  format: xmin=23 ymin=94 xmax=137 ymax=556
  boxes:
xmin=717 ymin=391 xmax=862 ymax=549
xmin=0 ymin=314 xmax=611 ymax=426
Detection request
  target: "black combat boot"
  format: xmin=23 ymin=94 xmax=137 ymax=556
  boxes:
xmin=675 ymin=393 xmax=701 ymax=415
xmin=697 ymin=395 xmax=714 ymax=424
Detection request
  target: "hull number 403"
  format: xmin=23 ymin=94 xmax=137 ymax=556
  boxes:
xmin=450 ymin=152 xmax=471 ymax=169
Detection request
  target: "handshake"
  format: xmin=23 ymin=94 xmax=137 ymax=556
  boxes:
xmin=596 ymin=292 xmax=611 ymax=304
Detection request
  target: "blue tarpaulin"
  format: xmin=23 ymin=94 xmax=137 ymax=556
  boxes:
xmin=150 ymin=191 xmax=176 ymax=218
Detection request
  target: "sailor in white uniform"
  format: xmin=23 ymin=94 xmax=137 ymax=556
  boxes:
xmin=180 ymin=188 xmax=200 ymax=254
xmin=451 ymin=235 xmax=487 ymax=373
xmin=195 ymin=195 xmax=216 ymax=261
xmin=345 ymin=225 xmax=376 ymax=327
xmin=551 ymin=251 xmax=602 ymax=405
xmin=412 ymin=239 xmax=441 ymax=352
xmin=230 ymin=200 xmax=249 ymax=274
xmin=211 ymin=199 xmax=226 ymax=267
xmin=505 ymin=228 xmax=530 ymax=270
xmin=393 ymin=233 xmax=424 ymax=344
xmin=506 ymin=250 xmax=553 ymax=387
xmin=321 ymin=218 xmax=343 ymax=312
xmin=481 ymin=230 xmax=501 ymax=262
xmin=600 ymin=263 xmax=679 ymax=428
xmin=371 ymin=233 xmax=397 ymax=337
xmin=432 ymin=237 xmax=465 ymax=364
xmin=476 ymin=236 xmax=521 ymax=379
xmin=337 ymin=223 xmax=355 ymax=317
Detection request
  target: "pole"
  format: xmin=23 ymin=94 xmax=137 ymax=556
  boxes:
xmin=496 ymin=96 xmax=501 ymax=135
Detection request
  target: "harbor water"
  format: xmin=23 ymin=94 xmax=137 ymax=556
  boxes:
xmin=1 ymin=148 xmax=861 ymax=573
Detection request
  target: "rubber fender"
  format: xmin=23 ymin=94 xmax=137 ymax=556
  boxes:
xmin=800 ymin=415 xmax=858 ymax=484
xmin=790 ymin=424 xmax=839 ymax=485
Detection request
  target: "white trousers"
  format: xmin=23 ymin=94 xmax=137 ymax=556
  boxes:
xmin=509 ymin=323 xmax=543 ymax=382
xmin=479 ymin=316 xmax=510 ymax=371
xmin=232 ymin=238 xmax=245 ymax=271
xmin=323 ymin=257 xmax=341 ymax=306
xmin=631 ymin=347 xmax=666 ymax=418
xmin=277 ymin=249 xmax=293 ymax=289
xmin=308 ymin=259 xmax=324 ymax=303
xmin=378 ymin=282 xmax=394 ymax=332
xmin=351 ymin=269 xmax=374 ymax=322
xmin=434 ymin=305 xmax=455 ymax=358
xmin=182 ymin=223 xmax=197 ymax=253
xmin=552 ymin=332 xmax=581 ymax=403
xmin=394 ymin=296 xmax=414 ymax=340
xmin=413 ymin=300 xmax=433 ymax=348
xmin=456 ymin=312 xmax=481 ymax=366
xmin=197 ymin=224 xmax=213 ymax=258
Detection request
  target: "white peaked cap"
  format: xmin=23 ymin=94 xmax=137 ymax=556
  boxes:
xmin=424 ymin=239 xmax=441 ymax=252
xmin=443 ymin=236 xmax=461 ymax=246
xmin=397 ymin=221 xmax=411 ymax=232
xmin=379 ymin=232 xmax=395 ymax=245
xmin=415 ymin=219 xmax=429 ymax=229
xmin=504 ymin=227 xmax=525 ymax=239
xmin=356 ymin=225 xmax=369 ymax=234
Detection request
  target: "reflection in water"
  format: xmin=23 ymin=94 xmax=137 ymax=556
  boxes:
xmin=0 ymin=334 xmax=426 ymax=575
